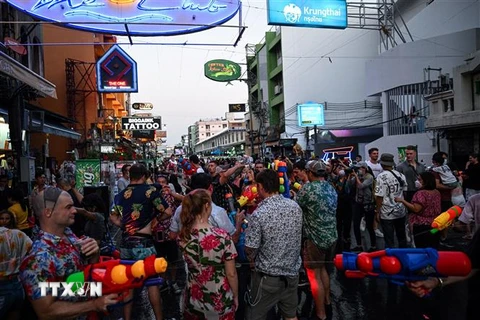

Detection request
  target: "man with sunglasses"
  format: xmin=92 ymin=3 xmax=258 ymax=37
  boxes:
xmin=19 ymin=187 xmax=117 ymax=319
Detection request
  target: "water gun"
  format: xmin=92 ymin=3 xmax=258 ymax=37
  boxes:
xmin=237 ymin=185 xmax=258 ymax=207
xmin=226 ymin=193 xmax=248 ymax=261
xmin=66 ymin=255 xmax=167 ymax=299
xmin=431 ymin=205 xmax=462 ymax=234
xmin=178 ymin=157 xmax=196 ymax=176
xmin=292 ymin=182 xmax=302 ymax=191
xmin=334 ymin=248 xmax=471 ymax=286
xmin=277 ymin=161 xmax=290 ymax=198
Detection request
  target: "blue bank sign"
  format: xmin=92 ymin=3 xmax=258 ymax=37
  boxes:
xmin=5 ymin=0 xmax=241 ymax=36
xmin=267 ymin=0 xmax=347 ymax=29
xmin=298 ymin=103 xmax=325 ymax=127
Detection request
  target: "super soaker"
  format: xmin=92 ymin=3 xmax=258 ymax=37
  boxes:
xmin=431 ymin=205 xmax=462 ymax=234
xmin=277 ymin=161 xmax=290 ymax=198
xmin=237 ymin=185 xmax=258 ymax=207
xmin=66 ymin=255 xmax=167 ymax=296
xmin=334 ymin=248 xmax=471 ymax=285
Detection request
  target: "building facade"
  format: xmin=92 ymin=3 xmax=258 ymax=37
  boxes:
xmin=195 ymin=118 xmax=228 ymax=144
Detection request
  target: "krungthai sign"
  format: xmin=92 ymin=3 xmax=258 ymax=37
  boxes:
xmin=267 ymin=0 xmax=347 ymax=29
xmin=122 ymin=117 xmax=161 ymax=131
xmin=204 ymin=59 xmax=241 ymax=82
xmin=97 ymin=45 xmax=138 ymax=93
xmin=5 ymin=0 xmax=242 ymax=36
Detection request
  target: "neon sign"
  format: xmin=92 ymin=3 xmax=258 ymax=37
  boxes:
xmin=5 ymin=0 xmax=241 ymax=36
xmin=97 ymin=45 xmax=138 ymax=93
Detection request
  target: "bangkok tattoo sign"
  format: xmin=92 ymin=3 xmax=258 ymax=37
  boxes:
xmin=5 ymin=0 xmax=242 ymax=36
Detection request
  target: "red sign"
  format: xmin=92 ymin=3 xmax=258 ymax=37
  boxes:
xmin=4 ymin=37 xmax=27 ymax=55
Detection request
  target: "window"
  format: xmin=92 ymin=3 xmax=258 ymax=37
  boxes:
xmin=206 ymin=125 xmax=210 ymax=130
xmin=223 ymin=124 xmax=227 ymax=128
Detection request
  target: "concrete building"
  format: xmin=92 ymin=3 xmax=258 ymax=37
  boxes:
xmin=365 ymin=0 xmax=480 ymax=166
xmin=195 ymin=118 xmax=228 ymax=144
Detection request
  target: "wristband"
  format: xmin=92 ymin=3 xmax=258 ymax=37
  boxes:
xmin=436 ymin=277 xmax=444 ymax=289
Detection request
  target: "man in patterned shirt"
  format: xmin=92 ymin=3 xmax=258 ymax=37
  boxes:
xmin=110 ymin=163 xmax=171 ymax=320
xmin=296 ymin=160 xmax=338 ymax=320
xmin=20 ymin=187 xmax=117 ymax=319
xmin=245 ymin=169 xmax=303 ymax=320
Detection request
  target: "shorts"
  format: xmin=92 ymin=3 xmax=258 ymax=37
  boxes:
xmin=120 ymin=235 xmax=157 ymax=260
xmin=245 ymin=271 xmax=298 ymax=320
xmin=302 ymin=239 xmax=335 ymax=269
xmin=0 ymin=278 xmax=24 ymax=318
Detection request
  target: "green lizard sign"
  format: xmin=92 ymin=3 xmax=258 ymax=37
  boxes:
xmin=204 ymin=59 xmax=241 ymax=82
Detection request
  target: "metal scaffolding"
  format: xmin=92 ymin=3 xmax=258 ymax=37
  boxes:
xmin=65 ymin=59 xmax=97 ymax=151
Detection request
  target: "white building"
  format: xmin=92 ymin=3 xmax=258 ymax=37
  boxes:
xmin=195 ymin=118 xmax=228 ymax=144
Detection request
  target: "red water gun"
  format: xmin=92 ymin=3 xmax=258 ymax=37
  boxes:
xmin=66 ymin=255 xmax=167 ymax=297
xmin=334 ymin=248 xmax=471 ymax=285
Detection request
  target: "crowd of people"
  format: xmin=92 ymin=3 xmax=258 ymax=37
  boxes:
xmin=0 ymin=148 xmax=479 ymax=320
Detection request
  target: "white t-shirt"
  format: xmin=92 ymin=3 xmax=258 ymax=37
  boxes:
xmin=366 ymin=160 xmax=383 ymax=178
xmin=375 ymin=170 xmax=407 ymax=220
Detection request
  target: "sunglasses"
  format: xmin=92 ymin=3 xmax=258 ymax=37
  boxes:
xmin=43 ymin=187 xmax=63 ymax=211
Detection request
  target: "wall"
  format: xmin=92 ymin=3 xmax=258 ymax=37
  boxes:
xmin=36 ymin=25 xmax=97 ymax=163
xmin=364 ymin=133 xmax=447 ymax=166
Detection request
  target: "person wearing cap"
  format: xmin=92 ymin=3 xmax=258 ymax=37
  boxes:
xmin=244 ymin=169 xmax=302 ymax=320
xmin=19 ymin=187 xmax=117 ymax=319
xmin=374 ymin=153 xmax=408 ymax=248
xmin=296 ymin=160 xmax=337 ymax=320
xmin=350 ymin=162 xmax=377 ymax=252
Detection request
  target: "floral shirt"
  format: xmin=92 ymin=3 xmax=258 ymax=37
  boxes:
xmin=410 ymin=189 xmax=441 ymax=226
xmin=112 ymin=183 xmax=169 ymax=237
xmin=152 ymin=189 xmax=178 ymax=239
xmin=0 ymin=227 xmax=32 ymax=276
xmin=180 ymin=227 xmax=237 ymax=319
xmin=20 ymin=228 xmax=86 ymax=305
xmin=245 ymin=194 xmax=303 ymax=277
xmin=297 ymin=180 xmax=338 ymax=249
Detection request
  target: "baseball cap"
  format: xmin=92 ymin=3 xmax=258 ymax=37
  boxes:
xmin=306 ymin=160 xmax=326 ymax=175
xmin=355 ymin=161 xmax=369 ymax=169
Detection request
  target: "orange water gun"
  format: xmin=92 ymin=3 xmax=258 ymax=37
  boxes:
xmin=431 ymin=205 xmax=462 ymax=234
xmin=237 ymin=185 xmax=258 ymax=207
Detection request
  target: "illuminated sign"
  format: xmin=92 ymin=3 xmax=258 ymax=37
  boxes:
xmin=229 ymin=103 xmax=246 ymax=112
xmin=122 ymin=117 xmax=161 ymax=131
xmin=204 ymin=59 xmax=241 ymax=82
xmin=132 ymin=130 xmax=155 ymax=139
xmin=97 ymin=45 xmax=138 ymax=93
xmin=267 ymin=0 xmax=347 ymax=29
xmin=5 ymin=0 xmax=241 ymax=36
xmin=297 ymin=103 xmax=325 ymax=127
xmin=132 ymin=102 xmax=153 ymax=110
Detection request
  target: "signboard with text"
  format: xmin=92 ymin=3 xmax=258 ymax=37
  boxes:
xmin=5 ymin=0 xmax=242 ymax=36
xmin=205 ymin=59 xmax=241 ymax=82
xmin=133 ymin=130 xmax=155 ymax=140
xmin=297 ymin=103 xmax=325 ymax=127
xmin=122 ymin=117 xmax=161 ymax=131
xmin=267 ymin=0 xmax=347 ymax=29
xmin=132 ymin=103 xmax=153 ymax=110
xmin=97 ymin=45 xmax=138 ymax=93
xmin=229 ymin=103 xmax=246 ymax=112
xmin=75 ymin=159 xmax=101 ymax=194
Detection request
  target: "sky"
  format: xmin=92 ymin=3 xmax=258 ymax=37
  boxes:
xmin=120 ymin=1 xmax=270 ymax=147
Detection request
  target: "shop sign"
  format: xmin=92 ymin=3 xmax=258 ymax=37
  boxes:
xmin=267 ymin=0 xmax=347 ymax=29
xmin=229 ymin=103 xmax=246 ymax=112
xmin=121 ymin=117 xmax=161 ymax=131
xmin=132 ymin=102 xmax=153 ymax=110
xmin=5 ymin=0 xmax=241 ymax=36
xmin=204 ymin=59 xmax=241 ymax=82
xmin=297 ymin=103 xmax=325 ymax=127
xmin=75 ymin=159 xmax=101 ymax=194
xmin=97 ymin=45 xmax=138 ymax=93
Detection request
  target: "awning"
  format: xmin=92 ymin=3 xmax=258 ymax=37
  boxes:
xmin=0 ymin=51 xmax=57 ymax=98
xmin=0 ymin=107 xmax=81 ymax=140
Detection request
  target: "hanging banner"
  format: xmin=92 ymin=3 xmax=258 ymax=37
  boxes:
xmin=75 ymin=159 xmax=101 ymax=194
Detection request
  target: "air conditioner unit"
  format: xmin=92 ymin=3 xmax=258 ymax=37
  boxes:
xmin=274 ymin=85 xmax=282 ymax=95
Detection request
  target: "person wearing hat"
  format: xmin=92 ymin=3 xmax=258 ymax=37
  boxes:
xmin=350 ymin=161 xmax=377 ymax=252
xmin=296 ymin=160 xmax=338 ymax=320
xmin=374 ymin=153 xmax=408 ymax=249
xmin=20 ymin=187 xmax=117 ymax=319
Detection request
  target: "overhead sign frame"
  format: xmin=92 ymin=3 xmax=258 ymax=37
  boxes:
xmin=97 ymin=45 xmax=138 ymax=93
xmin=5 ymin=0 xmax=242 ymax=37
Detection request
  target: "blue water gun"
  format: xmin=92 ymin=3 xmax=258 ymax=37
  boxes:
xmin=226 ymin=193 xmax=248 ymax=261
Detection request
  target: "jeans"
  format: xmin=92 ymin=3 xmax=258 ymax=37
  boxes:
xmin=381 ymin=217 xmax=407 ymax=248
xmin=0 ymin=278 xmax=24 ymax=318
xmin=353 ymin=203 xmax=376 ymax=248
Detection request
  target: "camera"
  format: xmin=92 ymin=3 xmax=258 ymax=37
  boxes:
xmin=344 ymin=167 xmax=359 ymax=175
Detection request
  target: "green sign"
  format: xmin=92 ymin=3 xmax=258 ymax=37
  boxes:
xmin=204 ymin=59 xmax=241 ymax=82
xmin=75 ymin=159 xmax=101 ymax=194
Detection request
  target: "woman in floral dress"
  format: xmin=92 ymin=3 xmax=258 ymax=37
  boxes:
xmin=179 ymin=189 xmax=238 ymax=320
